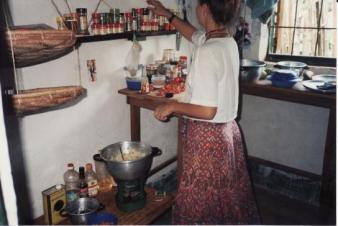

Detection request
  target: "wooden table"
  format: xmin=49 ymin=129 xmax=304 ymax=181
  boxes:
xmin=240 ymin=80 xmax=336 ymax=207
xmin=118 ymin=81 xmax=336 ymax=207
xmin=35 ymin=187 xmax=174 ymax=225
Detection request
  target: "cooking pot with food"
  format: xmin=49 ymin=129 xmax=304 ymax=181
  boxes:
xmin=94 ymin=141 xmax=162 ymax=181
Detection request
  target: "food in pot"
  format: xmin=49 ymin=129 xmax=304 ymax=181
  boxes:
xmin=111 ymin=149 xmax=146 ymax=161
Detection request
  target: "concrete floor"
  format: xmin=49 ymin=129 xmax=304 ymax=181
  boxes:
xmin=151 ymin=186 xmax=336 ymax=225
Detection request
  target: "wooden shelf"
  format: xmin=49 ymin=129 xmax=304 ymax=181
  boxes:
xmin=76 ymin=30 xmax=177 ymax=44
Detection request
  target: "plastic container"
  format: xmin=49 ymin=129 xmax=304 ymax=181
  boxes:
xmin=88 ymin=213 xmax=118 ymax=225
xmin=63 ymin=163 xmax=80 ymax=203
xmin=267 ymin=69 xmax=301 ymax=88
xmin=126 ymin=77 xmax=142 ymax=90
xmin=151 ymin=74 xmax=166 ymax=88
xmin=93 ymin=154 xmax=116 ymax=192
xmin=85 ymin=163 xmax=99 ymax=197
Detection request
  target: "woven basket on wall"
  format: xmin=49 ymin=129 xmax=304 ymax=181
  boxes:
xmin=6 ymin=24 xmax=76 ymax=68
xmin=12 ymin=86 xmax=87 ymax=114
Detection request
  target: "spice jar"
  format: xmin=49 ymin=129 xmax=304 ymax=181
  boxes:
xmin=64 ymin=13 xmax=78 ymax=33
xmin=92 ymin=13 xmax=100 ymax=24
xmin=76 ymin=8 xmax=88 ymax=34
xmin=91 ymin=23 xmax=100 ymax=35
xmin=56 ymin=17 xmax=67 ymax=30
xmin=146 ymin=64 xmax=158 ymax=84
xmin=163 ymin=49 xmax=175 ymax=63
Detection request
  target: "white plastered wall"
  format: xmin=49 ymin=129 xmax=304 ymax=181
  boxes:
xmin=9 ymin=0 xmax=191 ymax=218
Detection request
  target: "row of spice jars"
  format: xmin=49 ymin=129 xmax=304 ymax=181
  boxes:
xmin=90 ymin=8 xmax=178 ymax=35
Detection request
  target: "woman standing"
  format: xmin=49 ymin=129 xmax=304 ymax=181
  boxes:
xmin=147 ymin=0 xmax=260 ymax=224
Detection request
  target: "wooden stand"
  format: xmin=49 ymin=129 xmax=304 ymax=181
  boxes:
xmin=35 ymin=187 xmax=174 ymax=225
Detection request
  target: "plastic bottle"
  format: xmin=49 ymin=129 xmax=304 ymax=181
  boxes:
xmin=63 ymin=163 xmax=79 ymax=203
xmin=85 ymin=163 xmax=99 ymax=197
xmin=79 ymin=166 xmax=89 ymax=198
xmin=94 ymin=156 xmax=116 ymax=192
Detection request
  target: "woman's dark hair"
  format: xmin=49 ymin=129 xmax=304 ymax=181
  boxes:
xmin=198 ymin=0 xmax=241 ymax=27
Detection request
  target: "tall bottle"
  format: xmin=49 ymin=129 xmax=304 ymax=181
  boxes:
xmin=79 ymin=166 xmax=89 ymax=198
xmin=85 ymin=163 xmax=99 ymax=197
xmin=63 ymin=163 xmax=79 ymax=203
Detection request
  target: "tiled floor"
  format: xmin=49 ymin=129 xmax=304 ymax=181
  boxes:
xmin=151 ymin=186 xmax=336 ymax=225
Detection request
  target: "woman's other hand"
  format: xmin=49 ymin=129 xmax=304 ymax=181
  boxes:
xmin=154 ymin=103 xmax=174 ymax=121
xmin=146 ymin=0 xmax=172 ymax=18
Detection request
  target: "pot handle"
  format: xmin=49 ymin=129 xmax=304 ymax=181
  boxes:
xmin=151 ymin=147 xmax=162 ymax=157
xmin=59 ymin=209 xmax=68 ymax=217
xmin=93 ymin=154 xmax=104 ymax=162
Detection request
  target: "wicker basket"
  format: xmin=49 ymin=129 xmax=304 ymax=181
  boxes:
xmin=6 ymin=24 xmax=77 ymax=67
xmin=12 ymin=86 xmax=86 ymax=114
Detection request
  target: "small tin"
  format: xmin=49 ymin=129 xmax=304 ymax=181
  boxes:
xmin=42 ymin=184 xmax=66 ymax=225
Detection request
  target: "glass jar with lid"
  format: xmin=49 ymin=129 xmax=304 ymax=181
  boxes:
xmin=76 ymin=8 xmax=88 ymax=35
xmin=146 ymin=64 xmax=158 ymax=84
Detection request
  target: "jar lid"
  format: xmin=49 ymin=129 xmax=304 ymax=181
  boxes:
xmin=76 ymin=8 xmax=87 ymax=13
xmin=146 ymin=64 xmax=158 ymax=70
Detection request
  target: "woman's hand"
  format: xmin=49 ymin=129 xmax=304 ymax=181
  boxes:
xmin=154 ymin=103 xmax=175 ymax=121
xmin=146 ymin=0 xmax=172 ymax=18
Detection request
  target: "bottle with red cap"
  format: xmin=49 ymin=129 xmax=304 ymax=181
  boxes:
xmin=63 ymin=163 xmax=79 ymax=203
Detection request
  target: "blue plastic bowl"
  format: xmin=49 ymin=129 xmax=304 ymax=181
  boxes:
xmin=126 ymin=77 xmax=141 ymax=91
xmin=87 ymin=213 xmax=118 ymax=225
xmin=267 ymin=70 xmax=301 ymax=88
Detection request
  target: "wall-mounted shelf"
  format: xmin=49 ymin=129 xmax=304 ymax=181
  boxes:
xmin=76 ymin=30 xmax=177 ymax=44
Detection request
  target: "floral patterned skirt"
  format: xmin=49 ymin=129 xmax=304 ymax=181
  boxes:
xmin=172 ymin=118 xmax=260 ymax=225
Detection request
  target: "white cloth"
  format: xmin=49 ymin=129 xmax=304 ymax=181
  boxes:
xmin=0 ymin=85 xmax=18 ymax=225
xmin=183 ymin=30 xmax=240 ymax=123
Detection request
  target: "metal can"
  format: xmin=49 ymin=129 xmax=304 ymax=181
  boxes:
xmin=42 ymin=184 xmax=66 ymax=225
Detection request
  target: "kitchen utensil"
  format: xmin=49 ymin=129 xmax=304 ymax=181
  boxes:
xmin=60 ymin=197 xmax=104 ymax=225
xmin=94 ymin=141 xmax=162 ymax=212
xmin=267 ymin=69 xmax=301 ymax=88
xmin=240 ymin=59 xmax=266 ymax=83
xmin=302 ymin=80 xmax=336 ymax=94
xmin=276 ymin=61 xmax=307 ymax=77
xmin=312 ymin=74 xmax=336 ymax=83
xmin=118 ymin=144 xmax=125 ymax=161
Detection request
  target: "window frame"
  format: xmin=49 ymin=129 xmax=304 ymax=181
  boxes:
xmin=265 ymin=0 xmax=337 ymax=67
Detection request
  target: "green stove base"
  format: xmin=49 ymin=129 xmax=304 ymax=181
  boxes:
xmin=115 ymin=179 xmax=147 ymax=212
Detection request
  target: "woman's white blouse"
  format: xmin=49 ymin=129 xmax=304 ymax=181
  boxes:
xmin=183 ymin=30 xmax=240 ymax=123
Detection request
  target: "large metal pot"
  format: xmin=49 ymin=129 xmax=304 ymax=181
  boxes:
xmin=94 ymin=141 xmax=162 ymax=181
xmin=60 ymin=198 xmax=104 ymax=225
xmin=240 ymin=59 xmax=266 ymax=83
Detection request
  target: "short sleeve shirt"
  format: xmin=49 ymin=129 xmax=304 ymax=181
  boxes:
xmin=183 ymin=30 xmax=240 ymax=123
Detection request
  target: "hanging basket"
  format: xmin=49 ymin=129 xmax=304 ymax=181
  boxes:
xmin=12 ymin=86 xmax=87 ymax=114
xmin=6 ymin=24 xmax=77 ymax=68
